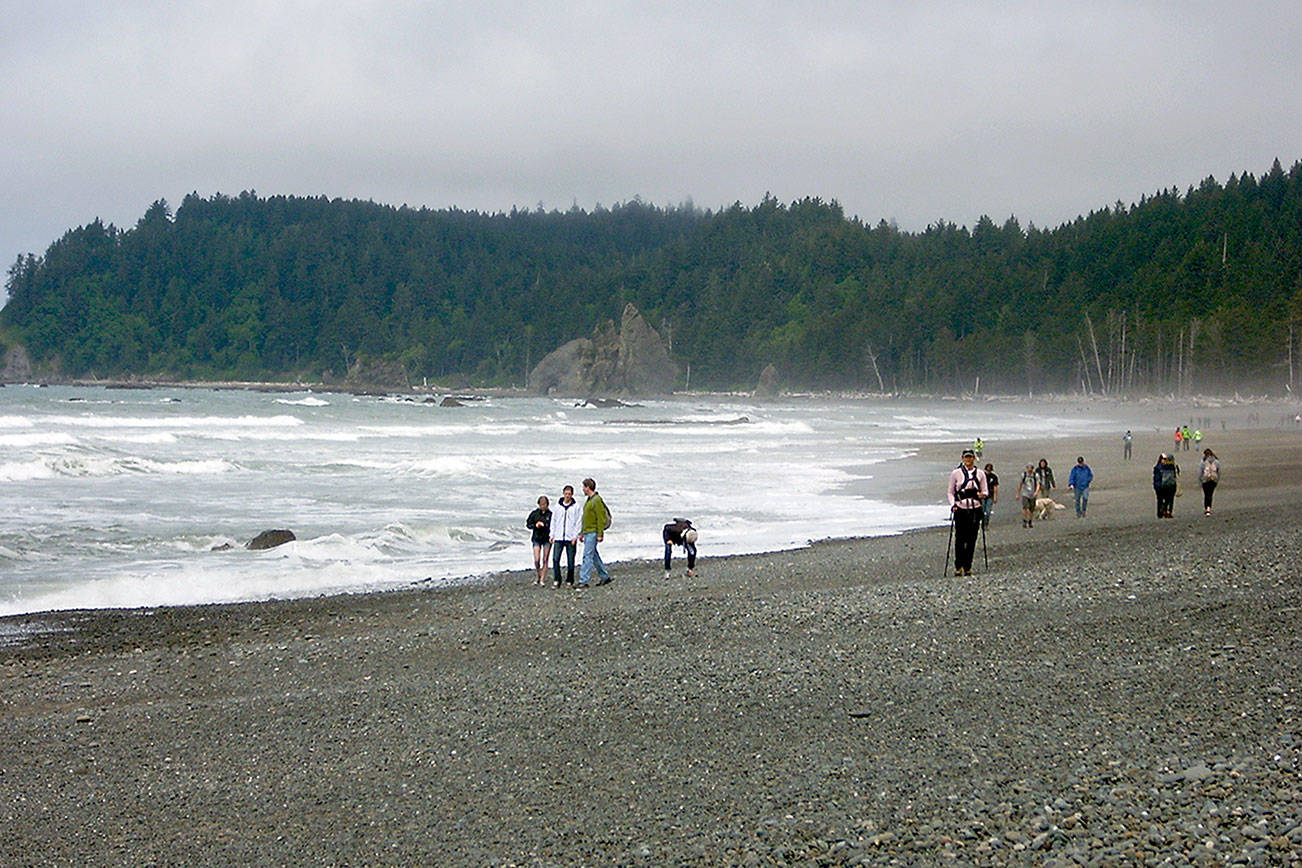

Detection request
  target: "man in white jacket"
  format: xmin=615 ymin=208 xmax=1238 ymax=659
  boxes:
xmin=549 ymin=485 xmax=583 ymax=587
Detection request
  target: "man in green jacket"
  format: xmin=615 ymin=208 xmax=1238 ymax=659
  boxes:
xmin=579 ymin=477 xmax=612 ymax=587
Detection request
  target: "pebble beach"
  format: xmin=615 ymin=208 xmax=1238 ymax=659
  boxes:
xmin=2 ymin=425 xmax=1300 ymax=866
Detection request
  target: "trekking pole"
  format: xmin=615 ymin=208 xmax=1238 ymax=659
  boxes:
xmin=980 ymin=511 xmax=989 ymax=570
xmin=943 ymin=509 xmax=954 ymax=576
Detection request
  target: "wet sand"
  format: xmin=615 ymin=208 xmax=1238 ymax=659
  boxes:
xmin=1 ymin=426 xmax=1300 ymax=865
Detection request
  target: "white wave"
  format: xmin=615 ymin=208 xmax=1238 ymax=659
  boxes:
xmin=0 ymin=415 xmax=35 ymax=429
xmin=0 ymin=459 xmax=60 ymax=481
xmin=0 ymin=432 xmax=79 ymax=448
xmin=39 ymin=414 xmax=306 ymax=430
xmin=97 ymin=431 xmax=179 ymax=445
xmin=0 ymin=455 xmax=238 ymax=480
xmin=275 ymin=397 xmax=330 ymax=406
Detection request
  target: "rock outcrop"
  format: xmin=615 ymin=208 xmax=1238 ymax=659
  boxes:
xmin=247 ymin=529 xmax=296 ymax=550
xmin=345 ymin=355 xmax=409 ymax=392
xmin=2 ymin=345 xmax=33 ymax=381
xmin=528 ymin=304 xmax=675 ymax=396
xmin=756 ymin=364 xmax=780 ymax=397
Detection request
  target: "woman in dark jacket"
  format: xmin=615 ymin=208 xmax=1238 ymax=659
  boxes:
xmin=1035 ymin=458 xmax=1055 ymax=494
xmin=1152 ymin=454 xmax=1179 ymax=518
xmin=526 ymin=495 xmax=552 ymax=585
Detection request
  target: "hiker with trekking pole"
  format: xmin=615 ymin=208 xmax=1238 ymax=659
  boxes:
xmin=946 ymin=447 xmax=989 ymax=576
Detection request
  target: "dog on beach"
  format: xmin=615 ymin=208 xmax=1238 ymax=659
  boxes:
xmin=1034 ymin=497 xmax=1067 ymax=520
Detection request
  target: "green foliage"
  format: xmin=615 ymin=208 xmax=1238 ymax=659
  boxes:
xmin=3 ymin=161 xmax=1302 ymax=393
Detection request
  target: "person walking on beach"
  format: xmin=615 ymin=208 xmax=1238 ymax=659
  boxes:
xmin=1035 ymin=458 xmax=1055 ymax=496
xmin=981 ymin=463 xmax=999 ymax=530
xmin=947 ymin=448 xmax=988 ymax=576
xmin=1018 ymin=463 xmax=1040 ymax=528
xmin=1153 ymin=453 xmax=1179 ymax=518
xmin=526 ymin=496 xmax=552 ymax=586
xmin=1123 ymin=430 xmax=1133 ymax=460
xmin=972 ymin=437 xmax=984 ymax=459
xmin=662 ymin=518 xmax=698 ymax=578
xmin=1067 ymin=456 xmax=1093 ymax=518
xmin=1193 ymin=428 xmax=1203 ymax=451
xmin=1174 ymin=427 xmax=1183 ymax=452
xmin=579 ymin=477 xmax=612 ymax=587
xmin=1198 ymin=448 xmax=1221 ymax=516
xmin=1181 ymin=424 xmax=1192 ymax=450
xmin=549 ymin=484 xmax=582 ymax=587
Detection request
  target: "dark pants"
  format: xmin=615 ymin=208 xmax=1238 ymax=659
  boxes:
xmin=664 ymin=541 xmax=697 ymax=571
xmin=1202 ymin=480 xmax=1217 ymax=510
xmin=954 ymin=507 xmax=982 ymax=571
xmin=552 ymin=540 xmax=576 ymax=584
xmin=1155 ymin=486 xmax=1176 ymax=517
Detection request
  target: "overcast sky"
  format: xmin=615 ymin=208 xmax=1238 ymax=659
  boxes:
xmin=3 ymin=1 xmax=1300 ymax=271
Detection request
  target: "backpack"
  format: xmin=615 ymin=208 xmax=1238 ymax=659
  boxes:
xmin=1019 ymin=472 xmax=1037 ymax=498
xmin=1157 ymin=464 xmax=1177 ymax=488
xmin=1202 ymin=461 xmax=1219 ymax=482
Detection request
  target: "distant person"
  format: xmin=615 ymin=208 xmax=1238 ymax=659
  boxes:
xmin=549 ymin=485 xmax=582 ymax=587
xmin=1018 ymin=463 xmax=1040 ymax=528
xmin=1122 ymin=430 xmax=1133 ymax=460
xmin=981 ymin=463 xmax=999 ymax=529
xmin=1192 ymin=428 xmax=1203 ymax=450
xmin=947 ymin=448 xmax=988 ymax=576
xmin=1067 ymin=456 xmax=1093 ymax=518
xmin=972 ymin=437 xmax=984 ymax=459
xmin=1198 ymin=448 xmax=1221 ymax=516
xmin=1174 ymin=427 xmax=1183 ymax=451
xmin=1035 ymin=458 xmax=1055 ymax=496
xmin=1181 ymin=424 xmax=1192 ymax=450
xmin=1153 ymin=453 xmax=1179 ymax=518
xmin=662 ymin=518 xmax=698 ymax=578
xmin=578 ymin=477 xmax=612 ymax=587
xmin=526 ymin=495 xmax=552 ymax=586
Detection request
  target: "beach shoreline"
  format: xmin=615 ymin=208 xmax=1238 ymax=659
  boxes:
xmin=2 ymin=427 xmax=1300 ymax=864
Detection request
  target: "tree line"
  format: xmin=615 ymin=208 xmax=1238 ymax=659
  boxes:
xmin=4 ymin=159 xmax=1302 ymax=394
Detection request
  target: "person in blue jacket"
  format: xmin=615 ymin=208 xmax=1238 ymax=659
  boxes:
xmin=1067 ymin=456 xmax=1093 ymax=518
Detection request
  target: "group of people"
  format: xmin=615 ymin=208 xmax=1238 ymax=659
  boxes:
xmin=1152 ymin=448 xmax=1221 ymax=518
xmin=525 ymin=478 xmax=612 ymax=589
xmin=1010 ymin=456 xmax=1096 ymax=526
xmin=945 ymin=450 xmax=1098 ymax=575
xmin=525 ymin=480 xmax=699 ymax=588
xmin=527 ymin=432 xmax=1226 ymax=586
xmin=1173 ymin=424 xmax=1202 ymax=451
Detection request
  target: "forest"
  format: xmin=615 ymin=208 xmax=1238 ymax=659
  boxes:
xmin=3 ymin=158 xmax=1302 ymax=394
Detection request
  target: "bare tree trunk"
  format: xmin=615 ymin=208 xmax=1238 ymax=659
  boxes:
xmin=1176 ymin=327 xmax=1184 ymax=396
xmin=864 ymin=341 xmax=886 ymax=392
xmin=1076 ymin=335 xmax=1093 ymax=394
xmin=1085 ymin=312 xmax=1106 ymax=395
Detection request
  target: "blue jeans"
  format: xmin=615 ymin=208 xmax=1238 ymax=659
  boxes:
xmin=1073 ymin=486 xmax=1089 ymax=516
xmin=580 ymin=532 xmax=609 ymax=585
xmin=552 ymin=540 xmax=576 ymax=584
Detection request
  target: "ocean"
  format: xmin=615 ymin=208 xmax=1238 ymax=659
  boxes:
xmin=0 ymin=385 xmax=1124 ymax=615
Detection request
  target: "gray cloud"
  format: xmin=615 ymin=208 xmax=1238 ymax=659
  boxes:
xmin=3 ymin=1 xmax=1300 ymax=268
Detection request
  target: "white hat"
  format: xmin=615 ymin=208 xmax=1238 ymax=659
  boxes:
xmin=683 ymin=528 xmax=698 ymax=544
